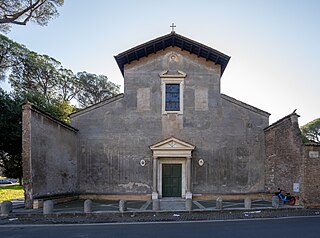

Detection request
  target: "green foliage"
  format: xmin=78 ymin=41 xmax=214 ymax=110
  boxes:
xmin=9 ymin=51 xmax=62 ymax=101
xmin=301 ymin=118 xmax=320 ymax=143
xmin=0 ymin=89 xmax=22 ymax=157
xmin=0 ymin=34 xmax=28 ymax=81
xmin=21 ymin=91 xmax=76 ymax=123
xmin=76 ymin=71 xmax=120 ymax=108
xmin=0 ymin=0 xmax=64 ymax=33
xmin=0 ymin=89 xmax=22 ymax=183
xmin=0 ymin=185 xmax=24 ymax=202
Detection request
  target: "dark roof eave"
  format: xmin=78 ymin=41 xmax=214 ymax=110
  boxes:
xmin=114 ymin=32 xmax=231 ymax=77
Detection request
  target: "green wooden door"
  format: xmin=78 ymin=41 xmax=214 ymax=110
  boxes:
xmin=162 ymin=164 xmax=182 ymax=197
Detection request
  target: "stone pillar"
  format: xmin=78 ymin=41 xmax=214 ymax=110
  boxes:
xmin=43 ymin=200 xmax=54 ymax=214
xmin=119 ymin=200 xmax=127 ymax=212
xmin=186 ymin=156 xmax=192 ymax=199
xmin=244 ymin=197 xmax=251 ymax=209
xmin=1 ymin=201 xmax=13 ymax=216
xmin=185 ymin=198 xmax=192 ymax=211
xmin=22 ymin=102 xmax=33 ymax=209
xmin=216 ymin=197 xmax=223 ymax=210
xmin=272 ymin=195 xmax=280 ymax=208
xmin=152 ymin=199 xmax=160 ymax=211
xmin=84 ymin=199 xmax=92 ymax=213
xmin=152 ymin=156 xmax=159 ymax=200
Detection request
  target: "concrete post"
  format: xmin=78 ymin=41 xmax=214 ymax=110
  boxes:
xmin=152 ymin=199 xmax=160 ymax=211
xmin=84 ymin=199 xmax=92 ymax=213
xmin=1 ymin=201 xmax=13 ymax=216
xmin=272 ymin=196 xmax=279 ymax=208
xmin=43 ymin=200 xmax=54 ymax=214
xmin=244 ymin=197 xmax=252 ymax=209
xmin=185 ymin=198 xmax=192 ymax=211
xmin=216 ymin=197 xmax=223 ymax=210
xmin=119 ymin=200 xmax=127 ymax=212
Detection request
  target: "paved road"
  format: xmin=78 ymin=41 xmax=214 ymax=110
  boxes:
xmin=0 ymin=216 xmax=319 ymax=238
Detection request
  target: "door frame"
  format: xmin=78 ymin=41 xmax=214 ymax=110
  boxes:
xmin=158 ymin=158 xmax=186 ymax=198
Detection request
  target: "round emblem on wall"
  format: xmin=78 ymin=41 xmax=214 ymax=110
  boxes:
xmin=140 ymin=159 xmax=146 ymax=167
xmin=198 ymin=159 xmax=204 ymax=167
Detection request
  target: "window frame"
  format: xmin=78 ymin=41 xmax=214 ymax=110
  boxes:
xmin=161 ymin=76 xmax=185 ymax=115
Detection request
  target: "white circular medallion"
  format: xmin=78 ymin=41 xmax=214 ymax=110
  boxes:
xmin=198 ymin=159 xmax=204 ymax=166
xmin=140 ymin=159 xmax=146 ymax=167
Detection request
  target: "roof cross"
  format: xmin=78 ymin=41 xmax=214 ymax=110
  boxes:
xmin=170 ymin=23 xmax=176 ymax=32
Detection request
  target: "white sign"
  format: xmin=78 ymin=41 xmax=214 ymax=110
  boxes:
xmin=309 ymin=151 xmax=319 ymax=158
xmin=293 ymin=183 xmax=300 ymax=192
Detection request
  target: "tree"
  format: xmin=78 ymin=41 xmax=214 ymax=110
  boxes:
xmin=76 ymin=71 xmax=120 ymax=108
xmin=21 ymin=91 xmax=76 ymax=123
xmin=0 ymin=33 xmax=28 ymax=81
xmin=9 ymin=51 xmax=61 ymax=102
xmin=56 ymin=67 xmax=80 ymax=101
xmin=301 ymin=118 xmax=320 ymax=143
xmin=0 ymin=89 xmax=22 ymax=184
xmin=0 ymin=0 xmax=64 ymax=33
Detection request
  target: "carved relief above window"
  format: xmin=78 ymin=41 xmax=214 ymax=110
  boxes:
xmin=159 ymin=70 xmax=186 ymax=115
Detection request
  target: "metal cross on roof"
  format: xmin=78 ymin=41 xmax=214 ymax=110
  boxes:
xmin=170 ymin=23 xmax=176 ymax=32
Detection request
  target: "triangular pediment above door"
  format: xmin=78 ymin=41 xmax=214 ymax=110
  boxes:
xmin=150 ymin=137 xmax=195 ymax=158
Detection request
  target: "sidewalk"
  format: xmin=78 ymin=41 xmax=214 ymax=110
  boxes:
xmin=6 ymin=198 xmax=275 ymax=214
xmin=1 ymin=198 xmax=318 ymax=225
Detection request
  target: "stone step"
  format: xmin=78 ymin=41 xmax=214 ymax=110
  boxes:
xmin=159 ymin=198 xmax=186 ymax=210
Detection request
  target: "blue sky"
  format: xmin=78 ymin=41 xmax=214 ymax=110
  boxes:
xmin=1 ymin=0 xmax=319 ymax=125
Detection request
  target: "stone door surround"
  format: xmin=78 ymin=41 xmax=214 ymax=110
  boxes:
xmin=150 ymin=137 xmax=195 ymax=199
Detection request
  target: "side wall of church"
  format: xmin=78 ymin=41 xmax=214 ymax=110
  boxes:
xmin=22 ymin=103 xmax=78 ymax=208
xmin=71 ymin=47 xmax=269 ymax=196
xmin=264 ymin=114 xmax=304 ymax=199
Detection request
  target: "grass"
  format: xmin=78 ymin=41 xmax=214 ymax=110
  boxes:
xmin=0 ymin=185 xmax=24 ymax=202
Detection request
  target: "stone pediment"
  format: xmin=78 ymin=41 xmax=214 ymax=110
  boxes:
xmin=150 ymin=137 xmax=195 ymax=158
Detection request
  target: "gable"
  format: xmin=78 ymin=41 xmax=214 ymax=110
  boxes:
xmin=150 ymin=137 xmax=195 ymax=150
xmin=115 ymin=32 xmax=230 ymax=77
xmin=150 ymin=137 xmax=195 ymax=158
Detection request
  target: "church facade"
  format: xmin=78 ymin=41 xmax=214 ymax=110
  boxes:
xmin=22 ymin=32 xmax=320 ymax=209
xmin=70 ymin=31 xmax=270 ymax=200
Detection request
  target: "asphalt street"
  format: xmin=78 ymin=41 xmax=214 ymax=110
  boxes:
xmin=0 ymin=216 xmax=319 ymax=238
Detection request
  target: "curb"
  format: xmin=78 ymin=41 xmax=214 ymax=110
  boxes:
xmin=1 ymin=207 xmax=319 ymax=225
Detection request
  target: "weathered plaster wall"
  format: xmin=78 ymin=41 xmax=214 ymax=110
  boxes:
xmin=71 ymin=47 xmax=269 ymax=197
xmin=264 ymin=113 xmax=304 ymax=197
xmin=302 ymin=145 xmax=320 ymax=207
xmin=22 ymin=103 xmax=78 ymax=208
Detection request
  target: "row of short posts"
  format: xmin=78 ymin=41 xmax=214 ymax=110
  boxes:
xmin=79 ymin=199 xmax=128 ymax=213
xmin=1 ymin=197 xmax=256 ymax=215
xmin=0 ymin=199 xmax=131 ymax=215
xmin=43 ymin=199 xmax=128 ymax=214
xmin=216 ymin=197 xmax=252 ymax=210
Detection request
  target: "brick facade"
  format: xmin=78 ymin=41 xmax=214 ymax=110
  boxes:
xmin=302 ymin=145 xmax=320 ymax=207
xmin=264 ymin=113 xmax=304 ymax=198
